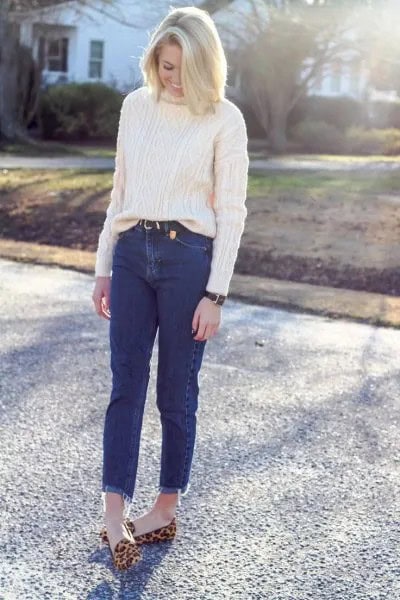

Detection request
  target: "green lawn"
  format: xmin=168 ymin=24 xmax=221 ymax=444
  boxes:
xmin=2 ymin=168 xmax=400 ymax=198
xmin=0 ymin=141 xmax=115 ymax=158
xmin=303 ymin=154 xmax=400 ymax=163
xmin=248 ymin=170 xmax=400 ymax=196
xmin=0 ymin=168 xmax=112 ymax=194
xmin=3 ymin=140 xmax=400 ymax=163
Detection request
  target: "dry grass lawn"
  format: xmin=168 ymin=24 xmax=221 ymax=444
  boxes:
xmin=1 ymin=167 xmax=399 ymax=295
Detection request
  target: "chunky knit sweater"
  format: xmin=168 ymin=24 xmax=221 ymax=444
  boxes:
xmin=95 ymin=85 xmax=249 ymax=296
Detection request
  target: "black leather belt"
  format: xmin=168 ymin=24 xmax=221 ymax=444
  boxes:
xmin=137 ymin=219 xmax=187 ymax=234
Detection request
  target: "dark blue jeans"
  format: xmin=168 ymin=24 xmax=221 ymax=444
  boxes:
xmin=102 ymin=221 xmax=213 ymax=515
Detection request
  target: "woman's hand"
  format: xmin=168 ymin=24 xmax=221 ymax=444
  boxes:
xmin=192 ymin=296 xmax=221 ymax=341
xmin=92 ymin=276 xmax=111 ymax=320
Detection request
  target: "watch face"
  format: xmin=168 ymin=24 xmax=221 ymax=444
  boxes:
xmin=205 ymin=292 xmax=224 ymax=305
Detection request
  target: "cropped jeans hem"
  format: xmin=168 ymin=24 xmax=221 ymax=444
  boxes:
xmin=101 ymin=482 xmax=191 ymax=515
xmin=159 ymin=482 xmax=191 ymax=506
xmin=102 ymin=485 xmax=133 ymax=518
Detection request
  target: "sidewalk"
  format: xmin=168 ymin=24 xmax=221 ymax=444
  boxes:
xmin=0 ymin=238 xmax=398 ymax=328
xmin=1 ymin=153 xmax=400 ymax=171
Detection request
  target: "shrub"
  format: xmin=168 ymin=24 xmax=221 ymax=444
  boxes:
xmin=290 ymin=94 xmax=400 ymax=131
xmin=290 ymin=119 xmax=347 ymax=153
xmin=346 ymin=127 xmax=400 ymax=155
xmin=39 ymin=82 xmax=124 ymax=140
xmin=289 ymin=95 xmax=364 ymax=131
xmin=387 ymin=102 xmax=400 ymax=129
xmin=368 ymin=100 xmax=400 ymax=129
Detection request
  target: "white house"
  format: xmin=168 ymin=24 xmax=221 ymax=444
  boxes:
xmin=14 ymin=0 xmax=190 ymax=91
xmin=12 ymin=0 xmax=396 ymax=104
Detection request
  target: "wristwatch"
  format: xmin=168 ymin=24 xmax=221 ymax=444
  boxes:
xmin=204 ymin=291 xmax=226 ymax=306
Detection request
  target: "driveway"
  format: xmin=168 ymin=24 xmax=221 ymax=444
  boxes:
xmin=0 ymin=259 xmax=399 ymax=599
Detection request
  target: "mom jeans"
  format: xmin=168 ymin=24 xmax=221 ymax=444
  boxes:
xmin=101 ymin=221 xmax=213 ymax=514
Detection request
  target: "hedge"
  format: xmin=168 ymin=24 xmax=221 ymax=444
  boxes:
xmin=39 ymin=82 xmax=124 ymax=140
xmin=289 ymin=95 xmax=365 ymax=131
xmin=290 ymin=120 xmax=400 ymax=154
xmin=368 ymin=100 xmax=400 ymax=129
xmin=289 ymin=95 xmax=400 ymax=131
xmin=290 ymin=120 xmax=347 ymax=153
xmin=346 ymin=127 xmax=400 ymax=155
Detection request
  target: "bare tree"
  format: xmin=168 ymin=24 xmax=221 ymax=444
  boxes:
xmin=0 ymin=1 xmax=26 ymax=141
xmin=358 ymin=5 xmax=400 ymax=96
xmin=0 ymin=1 xmax=74 ymax=141
xmin=219 ymin=0 xmax=374 ymax=152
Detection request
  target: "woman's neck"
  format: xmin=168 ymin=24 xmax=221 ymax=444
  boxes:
xmin=160 ymin=87 xmax=187 ymax=105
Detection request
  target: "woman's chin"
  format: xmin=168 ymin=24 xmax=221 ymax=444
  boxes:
xmin=167 ymin=84 xmax=184 ymax=97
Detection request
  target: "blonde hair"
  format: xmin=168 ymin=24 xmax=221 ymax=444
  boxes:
xmin=140 ymin=6 xmax=227 ymax=115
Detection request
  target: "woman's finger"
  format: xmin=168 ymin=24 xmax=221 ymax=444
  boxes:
xmin=92 ymin=293 xmax=102 ymax=317
xmin=102 ymin=294 xmax=109 ymax=312
xmin=209 ymin=323 xmax=218 ymax=338
xmin=192 ymin=309 xmax=200 ymax=334
xmin=93 ymin=292 xmax=109 ymax=320
xmin=201 ymin=321 xmax=214 ymax=341
xmin=105 ymin=287 xmax=111 ymax=310
xmin=194 ymin=318 xmax=207 ymax=341
xmin=101 ymin=297 xmax=111 ymax=320
xmin=202 ymin=324 xmax=214 ymax=341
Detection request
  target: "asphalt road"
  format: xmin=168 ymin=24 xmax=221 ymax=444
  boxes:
xmin=0 ymin=259 xmax=399 ymax=600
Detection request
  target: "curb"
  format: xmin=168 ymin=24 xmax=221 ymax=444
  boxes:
xmin=0 ymin=238 xmax=399 ymax=329
xmin=229 ymin=273 xmax=400 ymax=329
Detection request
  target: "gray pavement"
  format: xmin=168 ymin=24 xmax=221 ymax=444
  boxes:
xmin=1 ymin=154 xmax=399 ymax=171
xmin=0 ymin=258 xmax=399 ymax=600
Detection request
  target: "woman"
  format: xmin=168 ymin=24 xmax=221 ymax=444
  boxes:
xmin=92 ymin=6 xmax=249 ymax=570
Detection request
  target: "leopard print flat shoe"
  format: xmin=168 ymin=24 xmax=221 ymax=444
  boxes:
xmin=100 ymin=516 xmax=177 ymax=546
xmin=107 ymin=523 xmax=142 ymax=570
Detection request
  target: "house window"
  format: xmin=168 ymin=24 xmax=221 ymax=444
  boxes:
xmin=89 ymin=40 xmax=104 ymax=79
xmin=349 ymin=60 xmax=361 ymax=96
xmin=330 ymin=60 xmax=342 ymax=94
xmin=39 ymin=37 xmax=68 ymax=72
xmin=312 ymin=68 xmax=323 ymax=92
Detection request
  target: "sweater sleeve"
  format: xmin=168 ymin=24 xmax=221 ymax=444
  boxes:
xmin=206 ymin=107 xmax=249 ymax=296
xmin=94 ymin=95 xmax=129 ymax=277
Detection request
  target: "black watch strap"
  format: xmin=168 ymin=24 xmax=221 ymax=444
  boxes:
xmin=204 ymin=291 xmax=226 ymax=306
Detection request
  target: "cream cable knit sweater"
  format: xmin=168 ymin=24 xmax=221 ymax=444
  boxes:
xmin=95 ymin=85 xmax=249 ymax=296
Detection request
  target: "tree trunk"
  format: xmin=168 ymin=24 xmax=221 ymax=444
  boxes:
xmin=0 ymin=1 xmax=28 ymax=141
xmin=247 ymin=89 xmax=289 ymax=154
xmin=18 ymin=44 xmax=41 ymax=130
xmin=268 ymin=102 xmax=289 ymax=154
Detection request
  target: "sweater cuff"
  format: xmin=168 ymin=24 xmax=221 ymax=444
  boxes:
xmin=206 ymin=267 xmax=232 ymax=297
xmin=94 ymin=247 xmax=114 ymax=277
